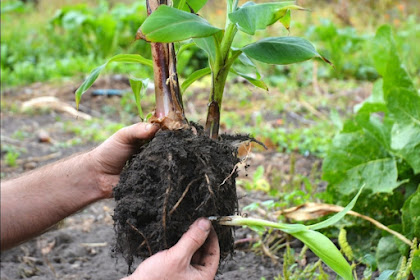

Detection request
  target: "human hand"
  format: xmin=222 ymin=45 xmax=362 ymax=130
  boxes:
xmin=88 ymin=122 xmax=159 ymax=197
xmin=122 ymin=218 xmax=220 ymax=280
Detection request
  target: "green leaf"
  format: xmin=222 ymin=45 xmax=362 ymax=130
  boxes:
xmin=173 ymin=0 xmax=208 ymax=12
xmin=355 ymin=113 xmax=392 ymax=151
xmin=181 ymin=67 xmax=211 ymax=93
xmin=391 ymin=123 xmax=420 ymax=174
xmin=376 ymin=270 xmax=395 ymax=280
xmin=372 ymin=25 xmax=414 ymax=96
xmin=323 ymin=131 xmax=389 ymax=186
xmin=338 ymin=158 xmax=401 ymax=195
xmin=229 ymin=2 xmax=301 ymax=35
xmin=230 ymin=68 xmax=268 ymax=91
xmin=372 ymin=25 xmax=394 ymax=76
xmin=242 ymin=37 xmax=327 ymax=65
xmin=140 ymin=5 xmax=220 ymax=43
xmin=291 ymin=230 xmax=353 ymax=280
xmin=401 ymin=188 xmax=420 ymax=239
xmin=354 ymin=79 xmax=387 ymax=114
xmin=278 ymin=9 xmax=291 ymax=31
xmin=386 ymin=88 xmax=420 ymax=126
xmin=75 ymin=54 xmax=153 ymax=108
xmin=193 ymin=35 xmax=219 ymax=64
xmin=309 ymin=185 xmax=364 ymax=231
xmin=129 ymin=77 xmax=149 ymax=119
xmin=376 ymin=235 xmax=401 ymax=271
xmin=249 ymin=225 xmax=265 ymax=232
xmin=177 ymin=42 xmax=196 ymax=57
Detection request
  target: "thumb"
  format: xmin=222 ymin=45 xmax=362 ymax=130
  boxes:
xmin=172 ymin=218 xmax=211 ymax=260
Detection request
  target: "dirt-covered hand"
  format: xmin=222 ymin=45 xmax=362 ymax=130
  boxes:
xmin=88 ymin=122 xmax=159 ymax=197
xmin=122 ymin=218 xmax=220 ymax=280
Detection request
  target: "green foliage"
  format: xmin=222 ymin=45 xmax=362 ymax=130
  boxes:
xmin=140 ymin=5 xmax=221 ymax=42
xmin=322 ymin=24 xmax=420 ymax=273
xmin=75 ymin=54 xmax=153 ymax=108
xmin=242 ymin=37 xmax=327 ymax=65
xmin=173 ymin=0 xmax=208 ymax=12
xmin=129 ymin=77 xmax=149 ymax=119
xmin=228 ymin=2 xmax=300 ymax=35
xmin=1 ymin=1 xmax=151 ymax=87
xmin=306 ymin=19 xmax=375 ymax=80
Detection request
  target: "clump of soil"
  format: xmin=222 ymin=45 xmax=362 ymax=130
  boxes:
xmin=112 ymin=124 xmax=245 ymax=271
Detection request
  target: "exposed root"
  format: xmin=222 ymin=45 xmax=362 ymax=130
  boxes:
xmin=169 ymin=178 xmax=198 ymax=216
xmin=126 ymin=221 xmax=152 ymax=257
xmin=162 ymin=180 xmax=172 ymax=248
xmin=204 ymin=174 xmax=215 ymax=197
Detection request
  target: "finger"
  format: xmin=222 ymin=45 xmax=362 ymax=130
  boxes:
xmin=192 ymin=226 xmax=220 ymax=273
xmin=172 ymin=218 xmax=211 ymax=260
xmin=114 ymin=122 xmax=160 ymax=145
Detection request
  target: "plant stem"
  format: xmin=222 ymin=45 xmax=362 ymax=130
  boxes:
xmin=147 ymin=0 xmax=188 ymax=130
xmin=205 ymin=23 xmax=238 ymax=138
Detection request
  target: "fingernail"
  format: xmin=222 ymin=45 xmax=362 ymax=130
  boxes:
xmin=197 ymin=218 xmax=211 ymax=232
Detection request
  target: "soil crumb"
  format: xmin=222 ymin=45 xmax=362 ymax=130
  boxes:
xmin=113 ymin=124 xmax=245 ymax=271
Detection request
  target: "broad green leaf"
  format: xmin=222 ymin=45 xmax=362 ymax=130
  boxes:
xmin=355 ymin=113 xmax=392 ymax=151
xmin=129 ymin=77 xmax=148 ymax=119
xmin=230 ymin=68 xmax=268 ymax=91
xmin=173 ymin=0 xmax=208 ymax=12
xmin=242 ymin=37 xmax=327 ymax=65
xmin=278 ymin=9 xmax=291 ymax=31
xmin=291 ymin=230 xmax=353 ymax=280
xmin=376 ymin=235 xmax=401 ymax=271
xmin=382 ymin=51 xmax=415 ymax=97
xmin=386 ymin=88 xmax=420 ymax=126
xmin=401 ymin=188 xmax=420 ymax=239
xmin=309 ymin=185 xmax=364 ymax=231
xmin=391 ymin=123 xmax=420 ymax=174
xmin=181 ymin=67 xmax=211 ymax=93
xmin=228 ymin=2 xmax=301 ymax=35
xmin=354 ymin=79 xmax=387 ymax=114
xmin=322 ymin=131 xmax=389 ymax=186
xmin=372 ymin=25 xmax=415 ymax=96
xmin=75 ymin=54 xmax=153 ymax=108
xmin=338 ymin=158 xmax=401 ymax=195
xmin=372 ymin=25 xmax=393 ymax=76
xmin=140 ymin=5 xmax=220 ymax=43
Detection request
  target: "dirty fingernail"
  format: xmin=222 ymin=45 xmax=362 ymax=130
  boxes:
xmin=197 ymin=218 xmax=211 ymax=232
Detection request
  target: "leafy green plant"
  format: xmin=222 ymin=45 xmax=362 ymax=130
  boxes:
xmin=322 ymin=24 xmax=420 ymax=274
xmin=75 ymin=0 xmax=331 ymax=136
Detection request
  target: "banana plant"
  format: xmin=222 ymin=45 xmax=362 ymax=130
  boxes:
xmin=76 ymin=0 xmax=330 ymax=136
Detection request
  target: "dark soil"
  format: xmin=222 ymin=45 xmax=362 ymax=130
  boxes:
xmin=113 ymin=124 xmax=243 ymax=271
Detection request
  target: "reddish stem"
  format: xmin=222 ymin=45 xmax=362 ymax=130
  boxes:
xmin=147 ymin=0 xmax=188 ymax=130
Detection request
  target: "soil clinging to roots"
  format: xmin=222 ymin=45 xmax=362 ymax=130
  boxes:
xmin=113 ymin=124 xmax=245 ymax=271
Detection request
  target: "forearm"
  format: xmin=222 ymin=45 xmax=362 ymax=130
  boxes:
xmin=1 ymin=151 xmax=105 ymax=250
